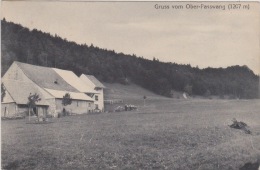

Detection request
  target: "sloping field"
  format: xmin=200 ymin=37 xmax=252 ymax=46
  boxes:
xmin=104 ymin=83 xmax=170 ymax=112
xmin=104 ymin=83 xmax=181 ymax=111
xmin=104 ymin=83 xmax=174 ymax=100
xmin=2 ymin=99 xmax=260 ymax=170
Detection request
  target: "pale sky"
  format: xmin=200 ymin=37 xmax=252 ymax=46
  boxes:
xmin=2 ymin=1 xmax=260 ymax=74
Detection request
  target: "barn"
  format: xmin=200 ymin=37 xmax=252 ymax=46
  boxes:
xmin=1 ymin=79 xmax=49 ymax=117
xmin=1 ymin=61 xmax=95 ymax=117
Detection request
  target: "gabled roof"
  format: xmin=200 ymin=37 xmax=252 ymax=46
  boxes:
xmin=2 ymin=80 xmax=49 ymax=105
xmin=80 ymin=74 xmax=105 ymax=88
xmin=53 ymin=68 xmax=98 ymax=94
xmin=15 ymin=62 xmax=78 ymax=92
xmin=44 ymin=88 xmax=94 ymax=101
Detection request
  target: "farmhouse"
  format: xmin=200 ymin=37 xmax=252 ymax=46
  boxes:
xmin=80 ymin=74 xmax=106 ymax=112
xmin=1 ymin=61 xmax=96 ymax=117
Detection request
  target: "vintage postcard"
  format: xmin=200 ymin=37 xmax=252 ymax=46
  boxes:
xmin=1 ymin=1 xmax=260 ymax=170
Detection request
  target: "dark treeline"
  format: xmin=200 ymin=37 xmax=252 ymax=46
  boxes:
xmin=1 ymin=19 xmax=259 ymax=98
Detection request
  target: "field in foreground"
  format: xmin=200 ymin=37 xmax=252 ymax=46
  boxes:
xmin=2 ymin=99 xmax=260 ymax=170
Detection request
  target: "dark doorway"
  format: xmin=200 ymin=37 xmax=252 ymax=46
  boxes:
xmin=33 ymin=107 xmax=38 ymax=116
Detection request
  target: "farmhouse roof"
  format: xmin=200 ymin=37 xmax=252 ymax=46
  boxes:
xmin=44 ymin=88 xmax=94 ymax=101
xmin=53 ymin=68 xmax=98 ymax=94
xmin=15 ymin=61 xmax=78 ymax=92
xmin=80 ymin=74 xmax=106 ymax=88
xmin=2 ymin=80 xmax=49 ymax=105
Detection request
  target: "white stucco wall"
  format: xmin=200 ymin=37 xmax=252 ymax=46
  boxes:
xmin=94 ymin=89 xmax=104 ymax=111
xmin=55 ymin=99 xmax=94 ymax=114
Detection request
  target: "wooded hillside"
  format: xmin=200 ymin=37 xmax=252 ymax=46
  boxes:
xmin=1 ymin=19 xmax=259 ymax=98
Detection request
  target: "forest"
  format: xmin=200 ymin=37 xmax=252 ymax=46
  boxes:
xmin=1 ymin=19 xmax=259 ymax=99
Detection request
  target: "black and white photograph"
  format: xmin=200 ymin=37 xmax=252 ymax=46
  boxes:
xmin=1 ymin=1 xmax=260 ymax=169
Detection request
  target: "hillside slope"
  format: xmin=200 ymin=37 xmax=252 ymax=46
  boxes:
xmin=1 ymin=19 xmax=259 ymax=98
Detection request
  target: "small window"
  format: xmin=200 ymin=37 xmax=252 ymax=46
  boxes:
xmin=95 ymin=95 xmax=98 ymax=101
xmin=95 ymin=104 xmax=99 ymax=109
xmin=88 ymin=103 xmax=91 ymax=107
xmin=77 ymin=101 xmax=79 ymax=107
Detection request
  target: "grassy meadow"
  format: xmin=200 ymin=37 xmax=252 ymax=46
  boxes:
xmin=2 ymin=98 xmax=260 ymax=170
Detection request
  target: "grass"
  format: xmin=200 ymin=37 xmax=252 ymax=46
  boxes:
xmin=2 ymin=99 xmax=260 ymax=170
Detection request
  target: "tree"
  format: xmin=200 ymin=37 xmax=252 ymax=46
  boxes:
xmin=61 ymin=93 xmax=72 ymax=116
xmin=1 ymin=83 xmax=6 ymax=102
xmin=62 ymin=93 xmax=72 ymax=106
xmin=27 ymin=93 xmax=41 ymax=121
xmin=184 ymin=84 xmax=193 ymax=96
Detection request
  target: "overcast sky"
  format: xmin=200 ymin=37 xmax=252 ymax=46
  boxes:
xmin=2 ymin=1 xmax=260 ymax=74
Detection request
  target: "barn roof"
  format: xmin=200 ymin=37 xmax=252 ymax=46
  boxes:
xmin=53 ymin=68 xmax=98 ymax=94
xmin=44 ymin=88 xmax=94 ymax=101
xmin=15 ymin=62 xmax=78 ymax=92
xmin=2 ymin=80 xmax=49 ymax=105
xmin=80 ymin=74 xmax=106 ymax=88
